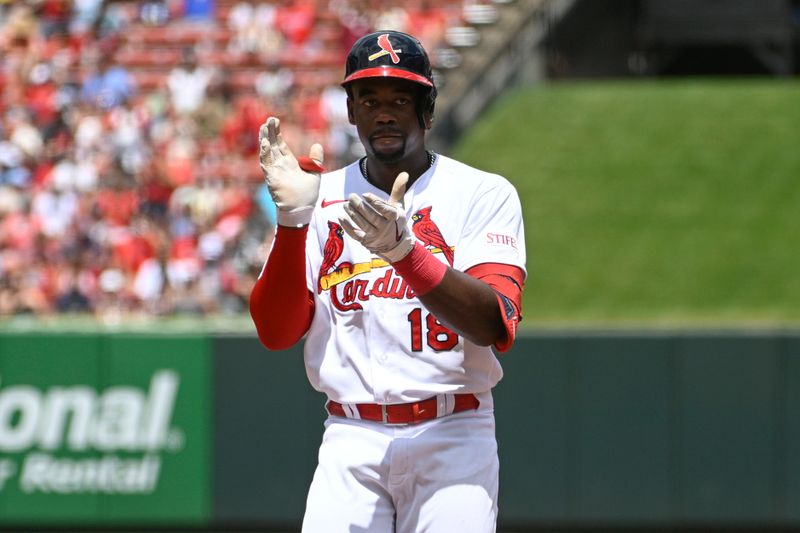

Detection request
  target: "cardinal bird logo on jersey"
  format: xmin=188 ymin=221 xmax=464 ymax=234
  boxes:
xmin=411 ymin=206 xmax=454 ymax=266
xmin=319 ymin=221 xmax=345 ymax=293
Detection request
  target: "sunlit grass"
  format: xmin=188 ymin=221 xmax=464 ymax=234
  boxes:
xmin=453 ymin=79 xmax=800 ymax=327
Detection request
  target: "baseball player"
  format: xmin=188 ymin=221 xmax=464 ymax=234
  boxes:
xmin=250 ymin=30 xmax=526 ymax=533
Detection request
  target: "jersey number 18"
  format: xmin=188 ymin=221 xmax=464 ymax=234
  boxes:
xmin=407 ymin=308 xmax=458 ymax=352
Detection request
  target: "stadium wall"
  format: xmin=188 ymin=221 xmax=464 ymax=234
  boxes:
xmin=428 ymin=0 xmax=577 ymax=152
xmin=0 ymin=331 xmax=799 ymax=530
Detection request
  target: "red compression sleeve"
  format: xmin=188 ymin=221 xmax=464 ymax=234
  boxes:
xmin=249 ymin=226 xmax=314 ymax=350
xmin=465 ymin=263 xmax=525 ymax=353
xmin=391 ymin=242 xmax=448 ymax=296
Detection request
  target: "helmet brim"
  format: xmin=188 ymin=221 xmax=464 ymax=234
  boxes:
xmin=342 ymin=67 xmax=433 ymax=88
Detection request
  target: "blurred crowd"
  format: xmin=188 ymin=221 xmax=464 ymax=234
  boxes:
xmin=0 ymin=0 xmax=486 ymax=321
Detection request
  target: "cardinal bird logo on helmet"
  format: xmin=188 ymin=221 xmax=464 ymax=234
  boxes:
xmin=368 ymin=33 xmax=402 ymax=64
xmin=319 ymin=221 xmax=345 ymax=293
xmin=411 ymin=207 xmax=454 ymax=266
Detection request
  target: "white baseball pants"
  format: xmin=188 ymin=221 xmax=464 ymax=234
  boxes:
xmin=301 ymin=410 xmax=498 ymax=533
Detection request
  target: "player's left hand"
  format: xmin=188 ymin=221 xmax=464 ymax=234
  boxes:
xmin=339 ymin=172 xmax=415 ymax=263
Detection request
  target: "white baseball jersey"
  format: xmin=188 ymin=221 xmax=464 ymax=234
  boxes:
xmin=303 ymin=154 xmax=526 ymax=405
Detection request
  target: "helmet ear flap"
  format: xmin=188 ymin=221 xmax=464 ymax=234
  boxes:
xmin=417 ymin=86 xmax=436 ymax=129
xmin=346 ymin=97 xmax=356 ymax=126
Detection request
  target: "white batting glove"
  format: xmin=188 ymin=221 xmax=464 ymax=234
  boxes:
xmin=259 ymin=117 xmax=325 ymax=227
xmin=338 ymin=172 xmax=415 ymax=264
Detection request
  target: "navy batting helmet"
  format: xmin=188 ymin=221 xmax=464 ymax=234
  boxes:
xmin=342 ymin=30 xmax=437 ymax=127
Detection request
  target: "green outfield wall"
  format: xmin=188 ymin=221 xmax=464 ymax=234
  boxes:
xmin=0 ymin=330 xmax=799 ymax=530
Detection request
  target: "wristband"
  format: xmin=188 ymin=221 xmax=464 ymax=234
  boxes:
xmin=277 ymin=205 xmax=314 ymax=227
xmin=297 ymin=156 xmax=325 ymax=174
xmin=391 ymin=242 xmax=448 ymax=296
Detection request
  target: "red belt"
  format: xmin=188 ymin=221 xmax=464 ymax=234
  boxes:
xmin=326 ymin=393 xmax=480 ymax=425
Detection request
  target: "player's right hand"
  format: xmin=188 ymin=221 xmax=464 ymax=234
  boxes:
xmin=259 ymin=117 xmax=324 ymax=227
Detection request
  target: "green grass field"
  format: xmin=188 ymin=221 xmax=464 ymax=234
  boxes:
xmin=452 ymin=78 xmax=800 ymax=327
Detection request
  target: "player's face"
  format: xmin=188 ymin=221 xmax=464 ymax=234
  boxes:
xmin=347 ymin=78 xmax=427 ymax=164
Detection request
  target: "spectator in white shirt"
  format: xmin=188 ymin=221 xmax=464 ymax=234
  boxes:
xmin=167 ymin=47 xmax=216 ymax=116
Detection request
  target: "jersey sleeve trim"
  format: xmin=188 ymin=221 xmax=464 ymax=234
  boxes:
xmin=465 ymin=263 xmax=525 ymax=353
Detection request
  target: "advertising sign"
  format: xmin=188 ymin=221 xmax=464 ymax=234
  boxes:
xmin=0 ymin=333 xmax=211 ymax=526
